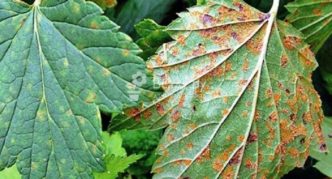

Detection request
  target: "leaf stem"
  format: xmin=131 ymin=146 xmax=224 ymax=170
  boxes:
xmin=269 ymin=0 xmax=280 ymax=17
xmin=33 ymin=0 xmax=41 ymax=7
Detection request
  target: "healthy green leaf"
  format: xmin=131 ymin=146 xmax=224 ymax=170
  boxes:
xmin=135 ymin=19 xmax=172 ymax=60
xmin=310 ymin=117 xmax=332 ymax=177
xmin=110 ymin=0 xmax=325 ymax=178
xmin=102 ymin=132 xmax=126 ymax=157
xmin=286 ymin=0 xmax=332 ymax=52
xmin=0 ymin=164 xmax=20 ymax=179
xmin=94 ymin=154 xmax=142 ymax=179
xmin=94 ymin=132 xmax=143 ymax=179
xmin=0 ymin=0 xmax=155 ymax=178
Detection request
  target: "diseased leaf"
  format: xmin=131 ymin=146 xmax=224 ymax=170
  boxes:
xmin=0 ymin=0 xmax=155 ymax=178
xmin=286 ymin=0 xmax=332 ymax=52
xmin=135 ymin=19 xmax=172 ymax=60
xmin=310 ymin=117 xmax=332 ymax=177
xmin=110 ymin=0 xmax=325 ymax=178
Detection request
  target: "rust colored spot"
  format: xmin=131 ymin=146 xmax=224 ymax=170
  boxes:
xmin=313 ymin=8 xmax=322 ymax=16
xmin=212 ymin=160 xmax=223 ymax=172
xmin=198 ymin=147 xmax=211 ymax=162
xmin=225 ymin=62 xmax=232 ymax=71
xmin=223 ymin=109 xmax=229 ymax=115
xmin=320 ymin=143 xmax=327 ymax=152
xmin=290 ymin=113 xmax=296 ymax=121
xmin=126 ymin=108 xmax=140 ymax=117
xmin=177 ymin=35 xmax=186 ymax=45
xmin=155 ymin=55 xmax=164 ymax=65
xmin=167 ymin=134 xmax=174 ymax=142
xmin=230 ymin=149 xmax=242 ymax=165
xmin=242 ymin=110 xmax=249 ymax=118
xmin=156 ymin=103 xmax=165 ymax=115
xmin=179 ymin=94 xmax=186 ymax=108
xmin=289 ymin=148 xmax=299 ymax=158
xmin=248 ymin=133 xmax=258 ymax=143
xmin=239 ymin=80 xmax=248 ymax=86
xmin=171 ymin=47 xmax=179 ymax=56
xmin=283 ymin=36 xmax=301 ymax=50
xmin=246 ymin=38 xmax=263 ymax=54
xmin=245 ymin=159 xmax=256 ymax=169
xmin=281 ymin=55 xmax=288 ymax=68
xmin=238 ymin=135 xmax=245 ymax=142
xmin=212 ymin=89 xmax=222 ymax=98
xmin=186 ymin=143 xmax=193 ymax=150
xmin=269 ymin=111 xmax=278 ymax=122
xmin=273 ymin=94 xmax=281 ymax=104
xmin=90 ymin=21 xmax=99 ymax=29
xmin=226 ymin=135 xmax=232 ymax=141
xmin=192 ymin=44 xmax=206 ymax=56
xmin=242 ymin=59 xmax=249 ymax=71
xmin=202 ymin=14 xmax=214 ymax=25
xmin=171 ymin=110 xmax=181 ymax=122
xmin=142 ymin=110 xmax=152 ymax=119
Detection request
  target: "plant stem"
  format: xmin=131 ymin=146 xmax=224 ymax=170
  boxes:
xmin=33 ymin=0 xmax=41 ymax=6
xmin=269 ymin=0 xmax=280 ymax=17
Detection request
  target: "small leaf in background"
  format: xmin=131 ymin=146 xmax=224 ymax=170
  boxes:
xmin=310 ymin=117 xmax=332 ymax=177
xmin=120 ymin=129 xmax=162 ymax=177
xmin=135 ymin=19 xmax=172 ymax=60
xmin=89 ymin=0 xmax=117 ymax=9
xmin=108 ymin=0 xmax=176 ymax=38
xmin=286 ymin=0 xmax=332 ymax=52
xmin=94 ymin=132 xmax=143 ymax=179
xmin=0 ymin=165 xmax=20 ymax=179
xmin=0 ymin=0 xmax=155 ymax=178
xmin=102 ymin=132 xmax=126 ymax=157
xmin=110 ymin=0 xmax=325 ymax=178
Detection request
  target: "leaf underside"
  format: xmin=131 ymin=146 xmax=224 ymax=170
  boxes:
xmin=111 ymin=0 xmax=325 ymax=178
xmin=0 ymin=0 xmax=155 ymax=178
xmin=286 ymin=0 xmax=332 ymax=52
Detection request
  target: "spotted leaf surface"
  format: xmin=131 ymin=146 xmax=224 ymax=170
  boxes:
xmin=0 ymin=0 xmax=155 ymax=178
xmin=310 ymin=117 xmax=332 ymax=177
xmin=286 ymin=0 xmax=332 ymax=52
xmin=110 ymin=0 xmax=325 ymax=178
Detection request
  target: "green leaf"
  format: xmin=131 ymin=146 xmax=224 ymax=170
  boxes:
xmin=0 ymin=0 xmax=155 ymax=178
xmin=102 ymin=132 xmax=126 ymax=157
xmin=94 ymin=154 xmax=142 ymax=179
xmin=94 ymin=132 xmax=143 ymax=179
xmin=111 ymin=0 xmax=176 ymax=37
xmin=0 ymin=165 xmax=20 ymax=179
xmin=310 ymin=117 xmax=332 ymax=177
xmin=110 ymin=0 xmax=324 ymax=178
xmin=286 ymin=0 xmax=332 ymax=52
xmin=135 ymin=19 xmax=172 ymax=60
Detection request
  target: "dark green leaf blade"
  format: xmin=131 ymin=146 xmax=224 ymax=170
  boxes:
xmin=135 ymin=19 xmax=172 ymax=60
xmin=0 ymin=0 xmax=155 ymax=178
xmin=286 ymin=0 xmax=332 ymax=52
xmin=110 ymin=0 xmax=325 ymax=178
